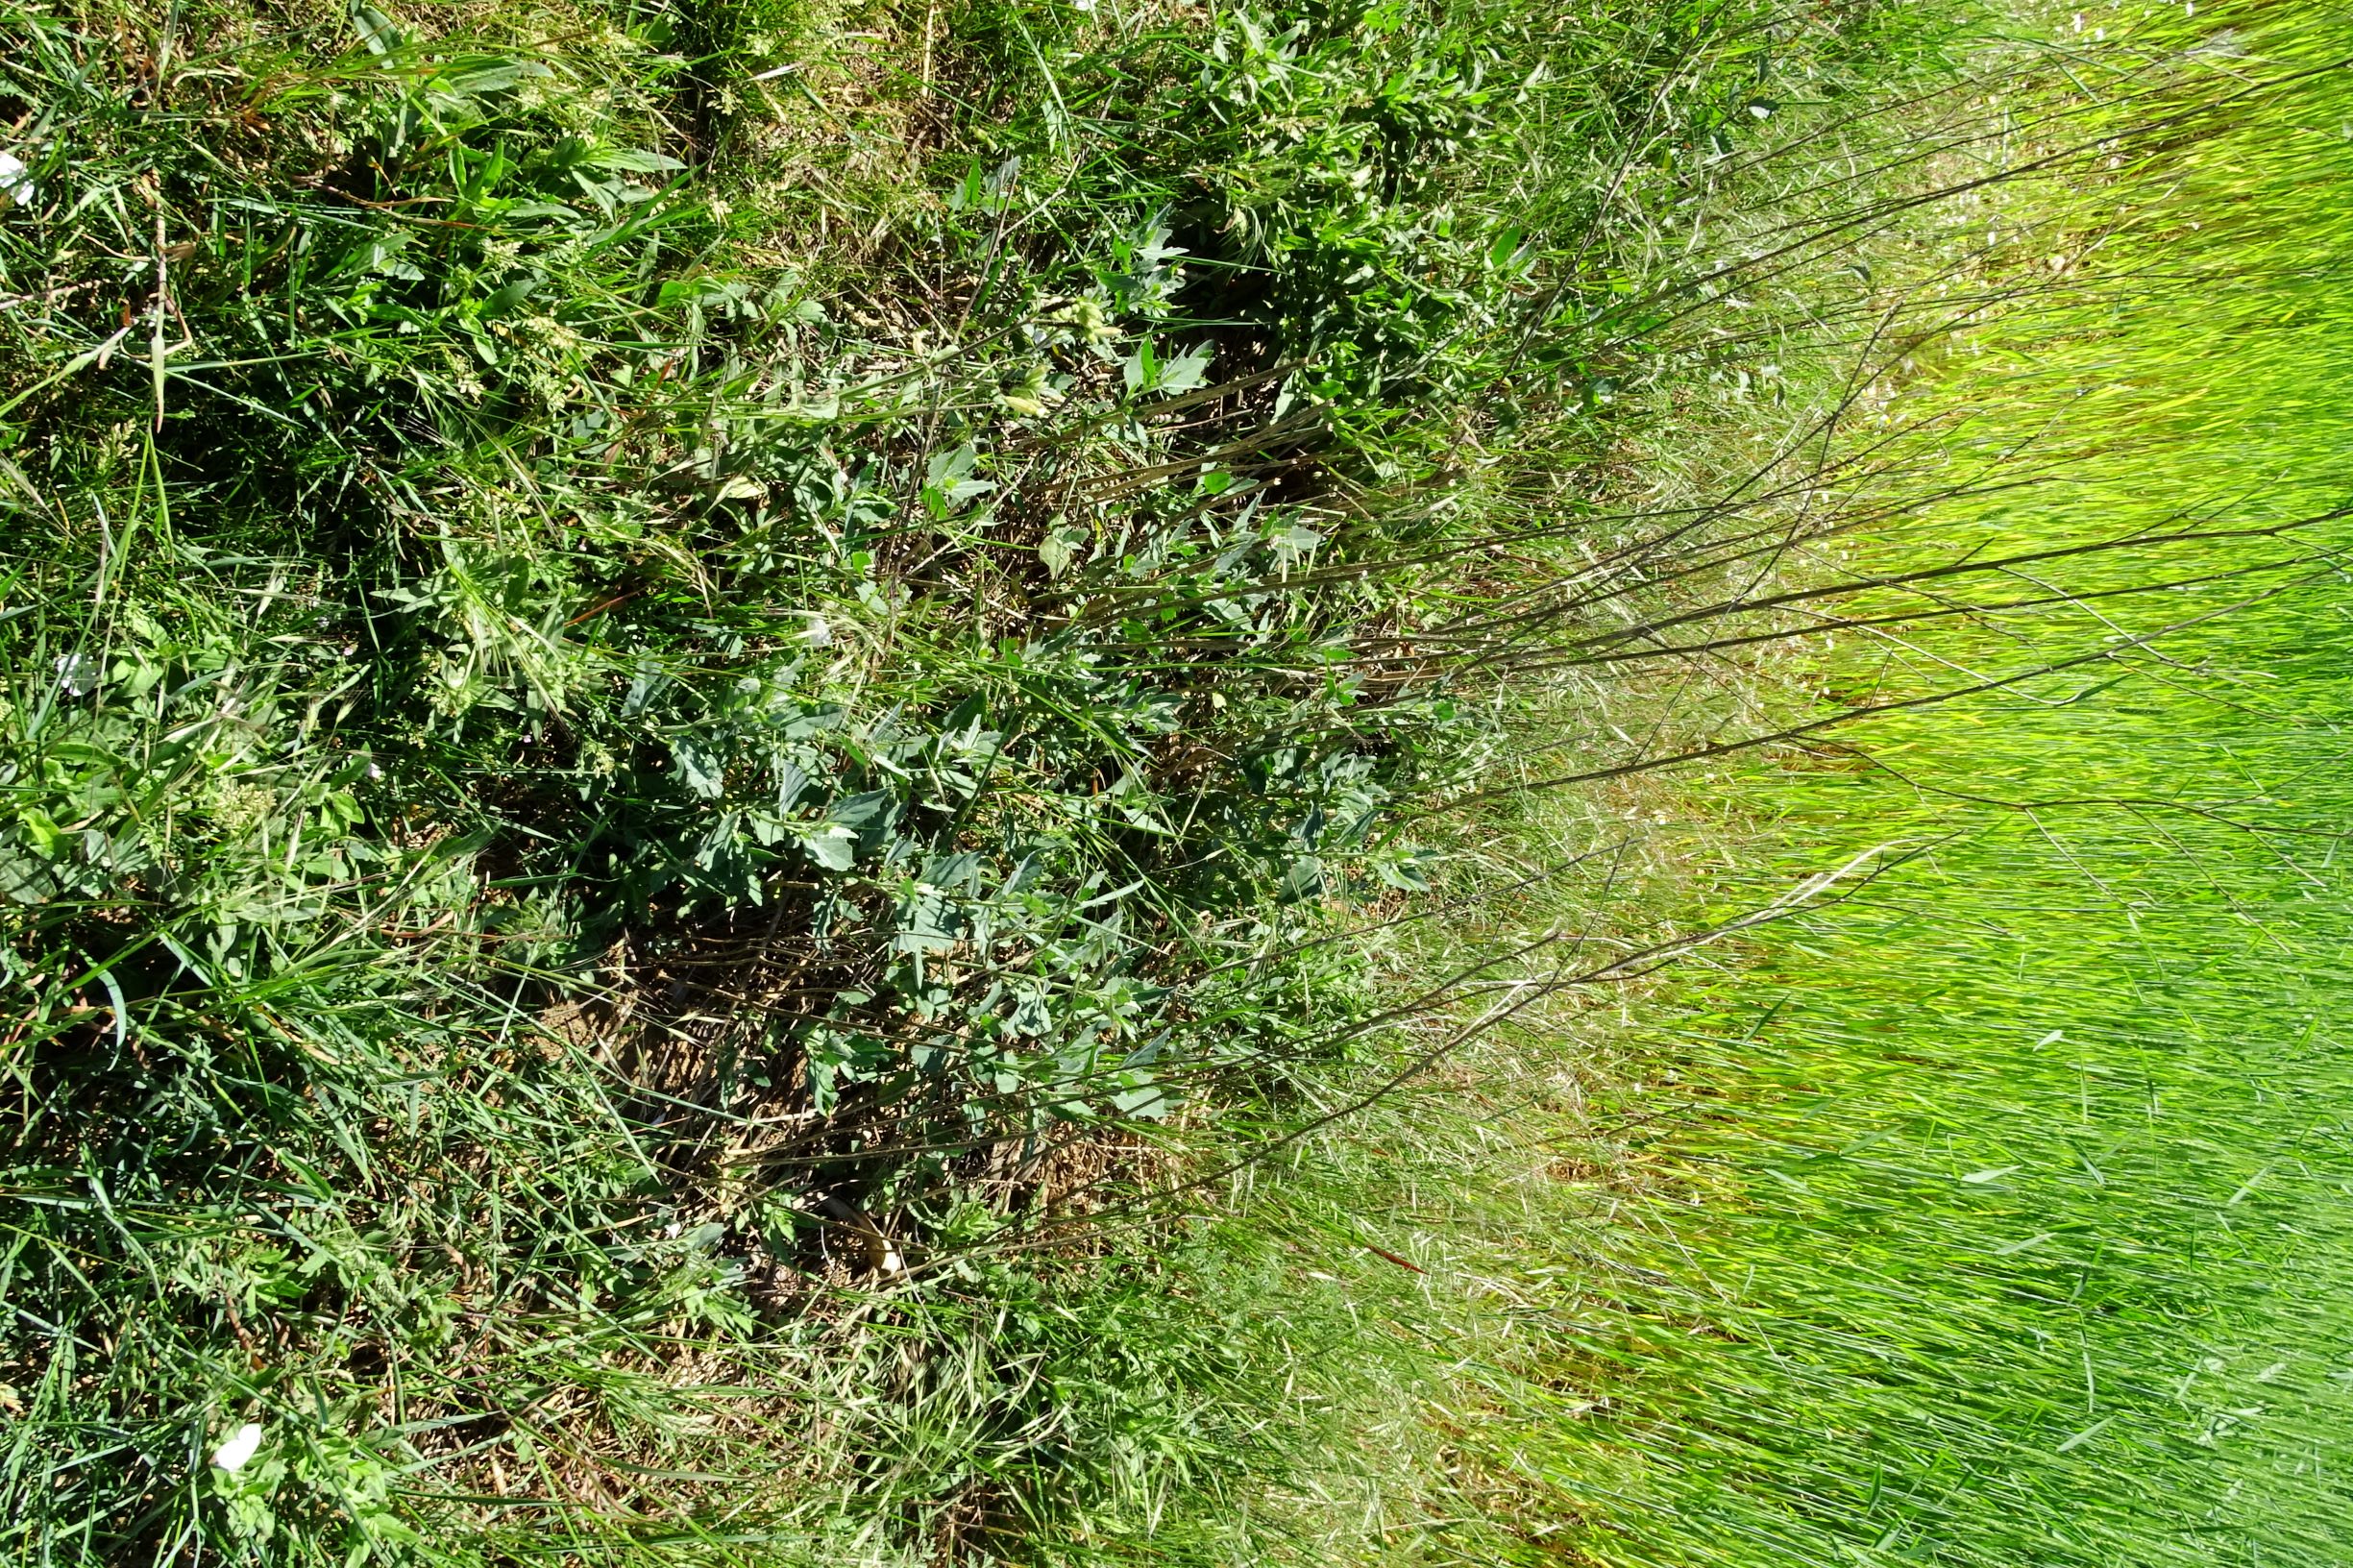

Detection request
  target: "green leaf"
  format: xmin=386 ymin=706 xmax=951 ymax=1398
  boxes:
xmin=1158 ymin=343 xmax=1213 ymax=394
xmin=352 ymin=2 xmax=404 ymax=55
xmin=478 ymin=277 xmax=538 ymax=318
xmin=1112 ymin=1082 xmax=1171 ymax=1120
xmin=590 ymin=147 xmax=690 ymax=174
xmin=16 ymin=807 xmax=64 ymax=859
xmin=799 ymin=824 xmax=857 ymax=871
xmin=1039 ymin=522 xmax=1089 ymax=579
xmin=1121 ymin=338 xmax=1158 ymax=396
xmin=1279 ymin=855 xmax=1325 ymax=903
xmin=673 ymin=734 xmax=727 ymax=798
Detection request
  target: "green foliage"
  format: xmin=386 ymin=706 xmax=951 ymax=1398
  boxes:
xmin=0 ymin=0 xmax=2090 ymax=1559
xmin=1069 ymin=6 xmax=2353 ymax=1565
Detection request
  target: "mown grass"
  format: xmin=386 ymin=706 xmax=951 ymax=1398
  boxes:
xmin=2 ymin=0 xmax=2325 ymax=1561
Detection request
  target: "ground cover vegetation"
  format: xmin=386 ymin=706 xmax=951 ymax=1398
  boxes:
xmin=0 ymin=0 xmax=2325 ymax=1559
xmin=1167 ymin=3 xmax=2353 ymax=1563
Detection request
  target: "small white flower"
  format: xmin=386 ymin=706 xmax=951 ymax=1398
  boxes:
xmin=0 ymin=151 xmax=35 ymax=208
xmin=211 ymin=1421 xmax=264 ymax=1473
xmin=801 ymin=613 xmax=832 ymax=648
xmin=54 ymin=653 xmax=95 ymax=697
xmin=663 ymin=1219 xmax=682 ymax=1239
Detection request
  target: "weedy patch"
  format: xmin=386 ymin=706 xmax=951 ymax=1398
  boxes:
xmin=0 ymin=0 xmax=2213 ymax=1559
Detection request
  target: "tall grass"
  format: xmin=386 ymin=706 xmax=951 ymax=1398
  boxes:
xmin=1193 ymin=5 xmax=2353 ymax=1563
xmin=0 ymin=0 xmax=2330 ymax=1561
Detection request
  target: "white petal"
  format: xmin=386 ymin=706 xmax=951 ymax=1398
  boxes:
xmin=210 ymin=1421 xmax=264 ymax=1473
xmin=0 ymin=151 xmax=34 ymax=207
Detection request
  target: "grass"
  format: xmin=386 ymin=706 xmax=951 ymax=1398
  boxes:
xmin=3 ymin=0 xmax=2344 ymax=1562
xmin=1554 ymin=55 xmax=2353 ymax=1556
xmin=1164 ymin=6 xmax=2353 ymax=1563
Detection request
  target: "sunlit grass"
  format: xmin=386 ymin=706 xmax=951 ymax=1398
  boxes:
xmin=7 ymin=0 xmax=2345 ymax=1562
xmin=1268 ymin=8 xmax=2353 ymax=1562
